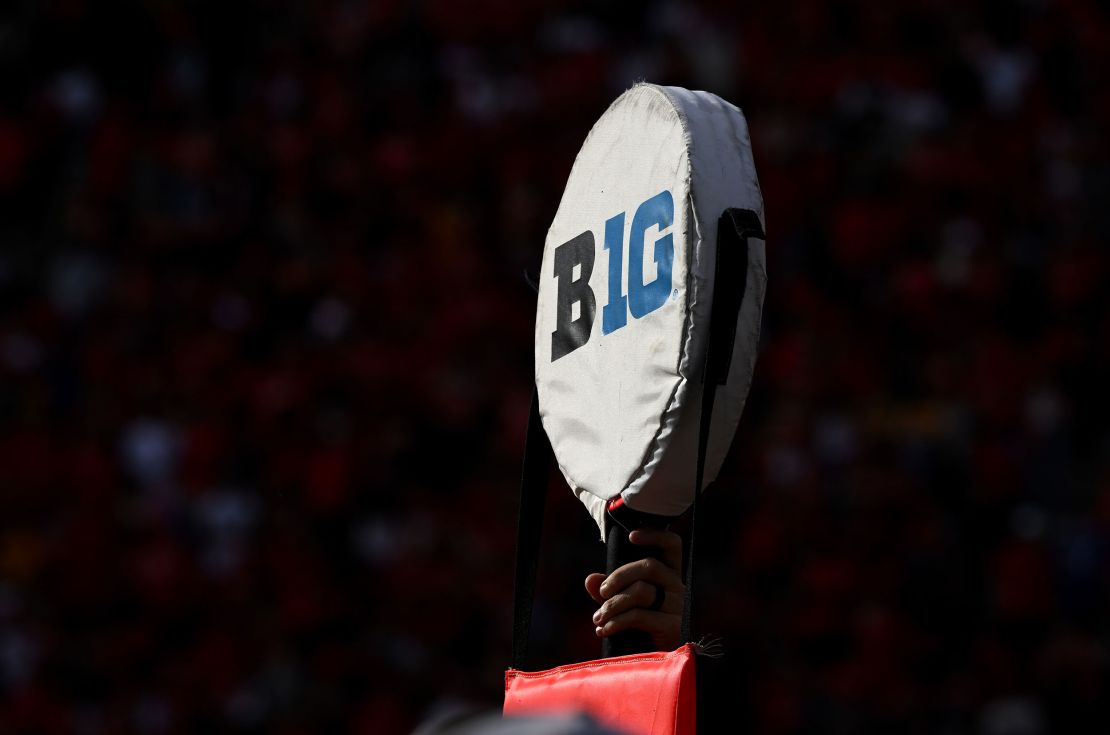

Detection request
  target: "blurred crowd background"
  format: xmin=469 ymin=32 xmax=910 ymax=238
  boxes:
xmin=1 ymin=0 xmax=1109 ymax=733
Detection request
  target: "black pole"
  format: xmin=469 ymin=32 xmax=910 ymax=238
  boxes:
xmin=601 ymin=502 xmax=674 ymax=657
xmin=601 ymin=520 xmax=657 ymax=656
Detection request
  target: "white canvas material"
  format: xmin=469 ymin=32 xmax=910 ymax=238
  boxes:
xmin=535 ymin=83 xmax=766 ymax=536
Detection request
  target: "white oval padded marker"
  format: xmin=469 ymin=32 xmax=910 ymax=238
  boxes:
xmin=535 ymin=83 xmax=767 ymax=535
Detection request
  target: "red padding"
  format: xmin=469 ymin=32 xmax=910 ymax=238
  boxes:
xmin=504 ymin=644 xmax=696 ymax=734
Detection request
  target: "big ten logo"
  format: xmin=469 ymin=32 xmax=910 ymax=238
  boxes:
xmin=551 ymin=190 xmax=675 ymax=361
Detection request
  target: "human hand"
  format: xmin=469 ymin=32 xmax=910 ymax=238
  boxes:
xmin=584 ymin=528 xmax=685 ymax=652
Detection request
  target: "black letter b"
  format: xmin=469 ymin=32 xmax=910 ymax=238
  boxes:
xmin=551 ymin=231 xmax=596 ymax=361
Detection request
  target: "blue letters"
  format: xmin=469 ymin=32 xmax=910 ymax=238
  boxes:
xmin=601 ymin=212 xmax=627 ymax=335
xmin=627 ymin=190 xmax=674 ymax=319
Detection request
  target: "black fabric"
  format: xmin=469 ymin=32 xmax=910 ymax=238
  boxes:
xmin=690 ymin=210 xmax=761 ymax=735
xmin=680 ymin=379 xmax=716 ymax=645
xmin=510 ymin=390 xmax=553 ymax=670
xmin=681 ymin=207 xmax=761 ymax=644
xmin=705 ymin=208 xmax=762 ymax=381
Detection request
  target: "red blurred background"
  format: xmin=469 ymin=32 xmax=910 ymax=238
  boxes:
xmin=1 ymin=1 xmax=1108 ymax=733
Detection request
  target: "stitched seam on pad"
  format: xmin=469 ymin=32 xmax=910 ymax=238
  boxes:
xmin=506 ymin=647 xmax=690 ymax=679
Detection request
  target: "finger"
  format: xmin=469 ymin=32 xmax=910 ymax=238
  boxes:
xmin=599 ymin=557 xmax=683 ymax=599
xmin=628 ymin=528 xmax=683 ymax=571
xmin=592 ymin=581 xmax=682 ymax=626
xmin=595 ymin=607 xmax=679 ymax=639
xmin=584 ymin=573 xmax=606 ymax=604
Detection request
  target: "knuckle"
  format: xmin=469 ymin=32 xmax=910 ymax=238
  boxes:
xmin=628 ymin=580 xmax=652 ymax=605
xmin=614 ymin=612 xmax=640 ymax=632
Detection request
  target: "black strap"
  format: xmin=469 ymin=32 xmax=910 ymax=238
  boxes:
xmin=681 ymin=208 xmax=762 ymax=643
xmin=681 ymin=380 xmax=716 ymax=643
xmin=510 ymin=391 xmax=552 ymax=669
xmin=511 ymin=208 xmax=763 ymax=665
